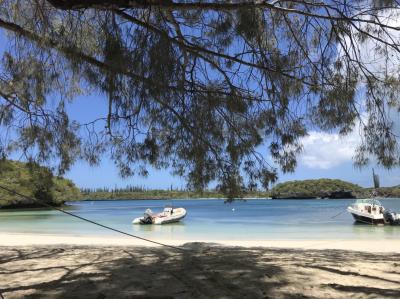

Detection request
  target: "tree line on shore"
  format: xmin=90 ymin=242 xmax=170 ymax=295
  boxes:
xmin=80 ymin=184 xmax=187 ymax=194
xmin=1 ymin=160 xmax=399 ymax=208
xmin=80 ymin=180 xmax=400 ymax=200
xmin=270 ymin=179 xmax=400 ymax=199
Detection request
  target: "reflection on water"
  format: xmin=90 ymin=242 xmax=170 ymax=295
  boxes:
xmin=0 ymin=209 xmax=59 ymax=221
xmin=132 ymin=222 xmax=186 ymax=238
xmin=0 ymin=198 xmax=400 ymax=240
xmin=351 ymin=222 xmax=399 ymax=237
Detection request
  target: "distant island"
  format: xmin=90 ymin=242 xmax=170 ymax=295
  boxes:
xmin=270 ymin=179 xmax=399 ymax=199
xmin=1 ymin=160 xmax=399 ymax=209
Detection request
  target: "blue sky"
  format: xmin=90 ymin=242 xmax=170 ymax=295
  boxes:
xmin=62 ymin=91 xmax=400 ymax=189
xmin=0 ymin=24 xmax=399 ymax=190
xmin=64 ymin=146 xmax=400 ymax=189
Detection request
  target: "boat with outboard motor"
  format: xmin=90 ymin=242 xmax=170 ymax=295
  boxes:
xmin=347 ymin=169 xmax=400 ymax=225
xmin=132 ymin=206 xmax=187 ymax=225
xmin=347 ymin=199 xmax=385 ymax=225
xmin=347 ymin=198 xmax=400 ymax=225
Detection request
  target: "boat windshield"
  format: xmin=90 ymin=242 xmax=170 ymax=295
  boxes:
xmin=355 ymin=199 xmax=382 ymax=206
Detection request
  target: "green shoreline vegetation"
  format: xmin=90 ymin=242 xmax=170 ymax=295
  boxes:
xmin=80 ymin=187 xmax=270 ymax=201
xmin=1 ymin=160 xmax=399 ymax=209
xmin=0 ymin=160 xmax=80 ymax=209
xmin=81 ymin=180 xmax=400 ymax=201
xmin=271 ymin=179 xmax=400 ymax=199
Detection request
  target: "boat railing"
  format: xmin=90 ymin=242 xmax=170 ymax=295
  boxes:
xmin=354 ymin=199 xmax=382 ymax=206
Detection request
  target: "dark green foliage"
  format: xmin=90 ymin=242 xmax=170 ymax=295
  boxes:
xmin=80 ymin=180 xmax=400 ymax=200
xmin=80 ymin=183 xmax=271 ymax=200
xmin=0 ymin=160 xmax=81 ymax=208
xmin=0 ymin=1 xmax=399 ymax=199
xmin=271 ymin=179 xmax=363 ymax=199
xmin=371 ymin=185 xmax=400 ymax=198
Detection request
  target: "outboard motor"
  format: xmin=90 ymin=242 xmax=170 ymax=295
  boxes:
xmin=383 ymin=210 xmax=397 ymax=225
xmin=140 ymin=209 xmax=154 ymax=224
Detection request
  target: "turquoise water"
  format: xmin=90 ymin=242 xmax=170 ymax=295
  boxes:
xmin=1 ymin=198 xmax=400 ymax=241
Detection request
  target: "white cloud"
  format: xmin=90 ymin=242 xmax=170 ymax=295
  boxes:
xmin=299 ymin=129 xmax=361 ymax=169
xmin=299 ymin=104 xmax=399 ymax=170
xmin=340 ymin=8 xmax=400 ymax=80
xmin=304 ymin=9 xmax=400 ymax=171
xmin=276 ymin=8 xmax=400 ymax=172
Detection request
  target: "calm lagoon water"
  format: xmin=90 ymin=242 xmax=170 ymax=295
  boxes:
xmin=1 ymin=198 xmax=400 ymax=241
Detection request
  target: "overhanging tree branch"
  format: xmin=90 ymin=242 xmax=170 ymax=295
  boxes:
xmin=47 ymin=0 xmax=400 ymax=31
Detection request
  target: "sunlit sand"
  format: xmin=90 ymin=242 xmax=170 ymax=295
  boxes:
xmin=2 ymin=232 xmax=400 ymax=252
xmin=1 ymin=236 xmax=400 ymax=298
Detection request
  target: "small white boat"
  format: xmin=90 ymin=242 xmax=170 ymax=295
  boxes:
xmin=132 ymin=206 xmax=187 ymax=225
xmin=347 ymin=170 xmax=400 ymax=225
xmin=347 ymin=199 xmax=385 ymax=225
xmin=347 ymin=198 xmax=400 ymax=225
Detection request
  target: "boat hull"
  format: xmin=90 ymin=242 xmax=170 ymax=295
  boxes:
xmin=153 ymin=208 xmax=186 ymax=224
xmin=132 ymin=207 xmax=187 ymax=225
xmin=347 ymin=199 xmax=400 ymax=226
xmin=347 ymin=206 xmax=385 ymax=225
xmin=350 ymin=212 xmax=385 ymax=225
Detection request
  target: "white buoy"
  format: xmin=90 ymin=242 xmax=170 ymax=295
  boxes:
xmin=232 ymin=208 xmax=235 ymax=212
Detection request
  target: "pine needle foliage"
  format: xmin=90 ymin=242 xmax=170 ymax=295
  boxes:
xmin=0 ymin=1 xmax=399 ymax=198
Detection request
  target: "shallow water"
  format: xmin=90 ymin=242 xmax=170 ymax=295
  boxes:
xmin=1 ymin=198 xmax=400 ymax=241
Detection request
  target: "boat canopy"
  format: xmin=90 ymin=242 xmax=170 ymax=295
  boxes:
xmin=355 ymin=199 xmax=382 ymax=206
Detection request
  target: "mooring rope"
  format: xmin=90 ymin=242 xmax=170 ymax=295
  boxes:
xmin=330 ymin=209 xmax=346 ymax=219
xmin=0 ymin=184 xmax=186 ymax=252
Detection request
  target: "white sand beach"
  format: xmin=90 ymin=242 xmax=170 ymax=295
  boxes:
xmin=1 ymin=232 xmax=400 ymax=252
xmin=1 ymin=233 xmax=400 ymax=298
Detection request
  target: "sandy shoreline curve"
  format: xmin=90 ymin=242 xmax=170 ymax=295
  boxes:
xmin=1 ymin=232 xmax=400 ymax=253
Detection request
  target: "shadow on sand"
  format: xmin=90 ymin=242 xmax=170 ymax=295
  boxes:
xmin=0 ymin=244 xmax=399 ymax=298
